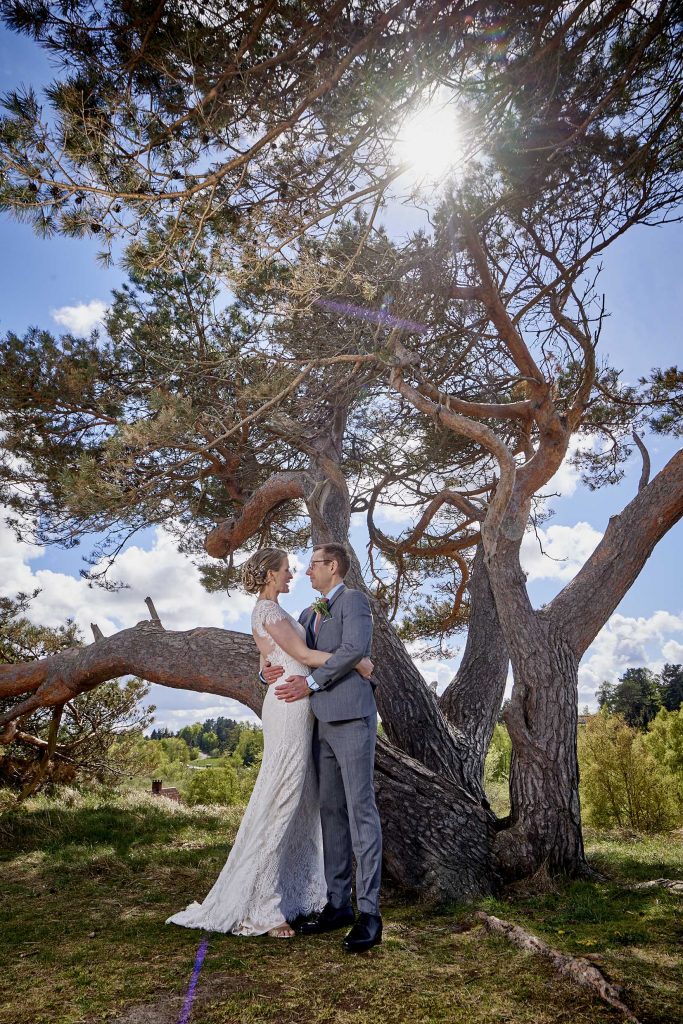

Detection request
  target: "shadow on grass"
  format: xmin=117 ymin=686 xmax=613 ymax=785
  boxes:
xmin=0 ymin=803 xmax=229 ymax=860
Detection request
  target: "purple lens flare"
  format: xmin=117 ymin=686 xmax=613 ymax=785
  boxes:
xmin=313 ymin=297 xmax=428 ymax=335
xmin=177 ymin=937 xmax=209 ymax=1024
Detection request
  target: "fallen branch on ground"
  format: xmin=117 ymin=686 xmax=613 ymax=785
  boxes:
xmin=473 ymin=911 xmax=640 ymax=1024
xmin=630 ymin=878 xmax=683 ymax=894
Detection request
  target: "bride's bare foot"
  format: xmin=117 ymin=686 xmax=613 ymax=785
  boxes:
xmin=267 ymin=922 xmax=295 ymax=938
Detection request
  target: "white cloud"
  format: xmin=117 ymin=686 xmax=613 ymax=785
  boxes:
xmin=578 ymin=609 xmax=683 ymax=706
xmin=1 ymin=524 xmax=255 ymax=638
xmin=540 ymin=434 xmax=604 ymax=502
xmin=662 ymin=640 xmax=683 ymax=663
xmin=404 ymin=641 xmax=460 ymax=695
xmin=147 ymin=698 xmax=259 ymax=731
xmin=0 ymin=513 xmax=321 ymax=727
xmin=0 ymin=517 xmax=45 ymax=594
xmin=544 ymin=455 xmax=580 ymax=499
xmin=51 ymin=299 xmax=109 ymax=335
xmin=520 ymin=521 xmax=603 ymax=582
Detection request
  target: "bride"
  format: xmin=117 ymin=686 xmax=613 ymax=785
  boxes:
xmin=166 ymin=547 xmax=374 ymax=938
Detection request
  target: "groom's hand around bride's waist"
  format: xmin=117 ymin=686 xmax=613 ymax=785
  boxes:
xmin=275 ymin=675 xmax=310 ymax=702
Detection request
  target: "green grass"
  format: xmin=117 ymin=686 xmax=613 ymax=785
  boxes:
xmin=0 ymin=791 xmax=681 ymax=1024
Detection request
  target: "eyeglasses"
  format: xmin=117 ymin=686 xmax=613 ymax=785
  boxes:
xmin=307 ymin=559 xmax=332 ymax=569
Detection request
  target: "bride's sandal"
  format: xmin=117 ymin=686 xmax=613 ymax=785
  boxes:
xmin=267 ymin=922 xmax=295 ymax=939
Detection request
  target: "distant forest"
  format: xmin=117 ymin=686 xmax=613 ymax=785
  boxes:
xmin=597 ymin=664 xmax=683 ymax=730
xmin=148 ymin=717 xmax=261 ymax=757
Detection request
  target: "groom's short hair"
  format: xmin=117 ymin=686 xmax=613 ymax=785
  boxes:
xmin=313 ymin=543 xmax=350 ymax=578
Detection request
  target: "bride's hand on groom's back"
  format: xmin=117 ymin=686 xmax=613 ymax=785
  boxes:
xmin=356 ymin=657 xmax=374 ymax=679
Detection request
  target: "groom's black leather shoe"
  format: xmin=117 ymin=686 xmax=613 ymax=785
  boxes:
xmin=342 ymin=912 xmax=383 ymax=953
xmin=297 ymin=902 xmax=355 ymax=935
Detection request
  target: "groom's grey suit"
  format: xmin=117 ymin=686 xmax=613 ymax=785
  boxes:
xmin=298 ymin=585 xmax=382 ymax=916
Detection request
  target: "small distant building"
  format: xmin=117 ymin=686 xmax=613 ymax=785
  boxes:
xmin=151 ymin=779 xmax=182 ymax=803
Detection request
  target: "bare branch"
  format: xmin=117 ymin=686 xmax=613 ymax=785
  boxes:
xmin=474 ymin=912 xmax=640 ymax=1024
xmin=0 ymin=622 xmax=263 ymax=732
xmin=205 ymin=470 xmax=311 ymax=558
xmin=549 ymin=449 xmax=683 ymax=656
xmin=632 ymin=431 xmax=651 ymax=493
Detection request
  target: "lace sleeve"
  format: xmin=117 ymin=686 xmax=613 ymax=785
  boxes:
xmin=251 ymin=600 xmax=287 ymax=638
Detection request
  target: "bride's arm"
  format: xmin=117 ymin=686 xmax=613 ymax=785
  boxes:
xmin=263 ymin=619 xmax=374 ymax=678
xmin=263 ymin=619 xmax=330 ymax=667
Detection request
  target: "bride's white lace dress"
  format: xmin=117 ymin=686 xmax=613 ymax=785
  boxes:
xmin=166 ymin=599 xmax=326 ymax=934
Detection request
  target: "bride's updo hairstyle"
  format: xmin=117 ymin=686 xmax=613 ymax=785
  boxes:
xmin=241 ymin=548 xmax=287 ymax=595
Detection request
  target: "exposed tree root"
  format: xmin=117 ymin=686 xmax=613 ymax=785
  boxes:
xmin=473 ymin=911 xmax=641 ymax=1023
xmin=630 ymin=878 xmax=683 ymax=894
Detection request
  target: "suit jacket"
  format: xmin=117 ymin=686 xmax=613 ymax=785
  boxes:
xmin=298 ymin=584 xmax=376 ymax=723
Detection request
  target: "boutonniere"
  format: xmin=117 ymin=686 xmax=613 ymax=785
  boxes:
xmin=311 ymin=597 xmax=332 ymax=619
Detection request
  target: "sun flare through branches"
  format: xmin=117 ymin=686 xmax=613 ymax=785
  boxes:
xmin=395 ymin=95 xmax=464 ymax=185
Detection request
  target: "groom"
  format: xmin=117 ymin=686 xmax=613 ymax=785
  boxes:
xmin=260 ymin=542 xmax=383 ymax=953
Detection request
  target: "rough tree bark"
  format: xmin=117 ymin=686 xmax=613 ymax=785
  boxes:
xmin=490 ymin=451 xmax=683 ymax=878
xmin=439 ymin=544 xmax=509 ymax=794
xmin=389 ymin=225 xmax=683 ymax=882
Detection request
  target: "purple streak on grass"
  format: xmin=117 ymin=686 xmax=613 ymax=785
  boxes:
xmin=313 ymin=297 xmax=428 ymax=334
xmin=177 ymin=937 xmax=209 ymax=1024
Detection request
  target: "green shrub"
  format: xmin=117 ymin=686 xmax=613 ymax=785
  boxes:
xmin=141 ymin=736 xmax=192 ymax=785
xmin=642 ymin=707 xmax=683 ymax=803
xmin=579 ymin=711 xmax=682 ymax=832
xmin=183 ymin=759 xmax=259 ymax=807
xmin=485 ymin=723 xmax=512 ymax=783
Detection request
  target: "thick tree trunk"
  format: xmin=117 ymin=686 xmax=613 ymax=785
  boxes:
xmin=439 ymin=545 xmax=509 ymax=794
xmin=490 ymin=449 xmax=683 ymax=878
xmin=370 ymin=608 xmax=485 ymax=793
xmin=497 ymin=627 xmax=585 ymax=879
xmin=375 ymin=738 xmax=499 ymax=900
xmin=305 ymin=452 xmax=488 ymax=794
xmin=0 ymin=623 xmax=265 ymax=731
xmin=485 ymin=522 xmax=587 ymax=879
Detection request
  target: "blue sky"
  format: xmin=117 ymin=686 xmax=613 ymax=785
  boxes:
xmin=1 ymin=26 xmax=682 ymax=730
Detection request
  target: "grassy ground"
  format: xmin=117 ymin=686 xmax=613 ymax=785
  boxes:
xmin=0 ymin=789 xmax=681 ymax=1024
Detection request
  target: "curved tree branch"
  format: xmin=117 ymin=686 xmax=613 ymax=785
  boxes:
xmin=548 ymin=448 xmax=683 ymax=657
xmin=0 ymin=622 xmax=264 ymax=732
xmin=366 ymin=479 xmax=481 ymax=559
xmin=632 ymin=430 xmax=651 ymax=493
xmin=416 ymin=378 xmax=534 ymax=424
xmin=205 ymin=470 xmax=311 ymax=558
xmin=389 ymin=363 xmax=516 ymax=558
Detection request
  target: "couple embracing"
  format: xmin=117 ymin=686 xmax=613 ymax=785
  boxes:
xmin=167 ymin=543 xmax=383 ymax=954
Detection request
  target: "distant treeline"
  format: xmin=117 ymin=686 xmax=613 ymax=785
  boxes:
xmin=148 ymin=717 xmax=261 ymax=759
xmin=597 ymin=664 xmax=683 ymax=730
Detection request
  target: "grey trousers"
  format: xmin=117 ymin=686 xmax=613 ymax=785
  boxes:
xmin=313 ymin=712 xmax=382 ymax=916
